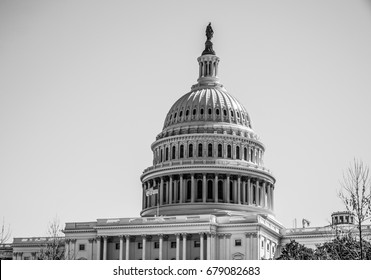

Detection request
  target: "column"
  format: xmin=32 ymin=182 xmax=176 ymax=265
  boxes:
xmin=182 ymin=233 xmax=187 ymax=260
xmin=174 ymin=179 xmax=178 ymax=203
xmin=176 ymin=234 xmax=180 ymax=260
xmin=269 ymin=184 xmax=273 ymax=209
xmin=206 ymin=233 xmax=211 ymax=260
xmin=125 ymin=235 xmax=130 ymax=260
xmin=191 ymin=174 xmax=195 ymax=203
xmin=214 ymin=174 xmax=218 ymax=202
xmin=165 ymin=180 xmax=169 ymax=204
xmin=254 ymin=181 xmax=259 ymax=205
xmin=271 ymin=185 xmax=274 ymax=210
xmin=237 ymin=176 xmax=241 ymax=204
xmin=153 ymin=180 xmax=157 ymax=206
xmin=242 ymin=179 xmax=246 ymax=204
xmin=233 ymin=179 xmax=237 ymax=203
xmin=226 ymin=175 xmax=230 ymax=203
xmin=142 ymin=183 xmax=146 ymax=209
xmin=65 ymin=239 xmax=70 ymax=260
xmin=103 ymin=236 xmax=108 ymax=260
xmin=262 ymin=181 xmax=266 ymax=208
xmin=200 ymin=233 xmax=204 ymax=260
xmin=89 ymin=238 xmax=94 ymax=260
xmin=159 ymin=234 xmax=163 ymax=260
xmin=169 ymin=176 xmax=173 ymax=204
xmin=119 ymin=235 xmax=124 ymax=260
xmin=146 ymin=182 xmax=150 ymax=207
xmin=71 ymin=239 xmax=76 ymax=259
xmin=222 ymin=235 xmax=227 ymax=259
xmin=247 ymin=178 xmax=251 ymax=204
xmin=225 ymin=234 xmax=231 ymax=260
xmin=210 ymin=233 xmax=216 ymax=260
xmin=96 ymin=236 xmax=101 ymax=260
xmin=160 ymin=177 xmax=164 ymax=205
xmin=142 ymin=235 xmax=146 ymax=260
xmin=179 ymin=174 xmax=184 ymax=203
xmin=202 ymin=174 xmax=206 ymax=203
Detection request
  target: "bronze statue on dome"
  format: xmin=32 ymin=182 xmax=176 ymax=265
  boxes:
xmin=206 ymin=22 xmax=214 ymax=41
xmin=202 ymin=23 xmax=215 ymax=55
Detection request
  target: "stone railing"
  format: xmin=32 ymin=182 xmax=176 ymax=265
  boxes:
xmin=95 ymin=215 xmax=213 ymax=226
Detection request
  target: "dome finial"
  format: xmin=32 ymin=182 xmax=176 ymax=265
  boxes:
xmin=202 ymin=23 xmax=215 ymax=55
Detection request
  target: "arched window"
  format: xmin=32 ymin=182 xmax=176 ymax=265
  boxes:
xmin=189 ymin=144 xmax=193 ymax=158
xmin=250 ymin=149 xmax=253 ymax=162
xmin=208 ymin=108 xmax=212 ymax=115
xmin=208 ymin=143 xmax=213 ymax=157
xmin=197 ymin=180 xmax=203 ymax=200
xmin=160 ymin=149 xmax=163 ymax=162
xmin=229 ymin=181 xmax=233 ymax=202
xmin=200 ymin=108 xmax=204 ymax=115
xmin=187 ymin=180 xmax=191 ymax=200
xmin=172 ymin=146 xmax=176 ymax=160
xmin=193 ymin=109 xmax=196 ymax=115
xmin=198 ymin=143 xmax=203 ymax=157
xmin=218 ymin=180 xmax=224 ymax=201
xmin=174 ymin=112 xmax=177 ymax=119
xmin=218 ymin=144 xmax=223 ymax=157
xmin=216 ymin=108 xmax=220 ymax=115
xmin=179 ymin=145 xmax=184 ymax=158
xmin=230 ymin=111 xmax=234 ymax=117
xmin=186 ymin=109 xmax=189 ymax=116
xmin=236 ymin=146 xmax=240 ymax=159
xmin=165 ymin=147 xmax=169 ymax=161
xmin=227 ymin=145 xmax=232 ymax=158
xmin=253 ymin=185 xmax=256 ymax=204
xmin=207 ymin=180 xmax=213 ymax=200
xmin=223 ymin=109 xmax=227 ymax=116
xmin=244 ymin=147 xmax=247 ymax=160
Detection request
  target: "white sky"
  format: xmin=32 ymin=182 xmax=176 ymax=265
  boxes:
xmin=1 ymin=0 xmax=371 ymax=238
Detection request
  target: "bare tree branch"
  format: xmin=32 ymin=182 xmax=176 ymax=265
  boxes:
xmin=339 ymin=159 xmax=371 ymax=259
xmin=0 ymin=217 xmax=11 ymax=244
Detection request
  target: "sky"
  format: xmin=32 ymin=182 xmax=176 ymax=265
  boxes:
xmin=1 ymin=0 xmax=371 ymax=239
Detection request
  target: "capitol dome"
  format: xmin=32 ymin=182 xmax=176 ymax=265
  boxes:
xmin=163 ymin=87 xmax=252 ymax=131
xmin=141 ymin=24 xmax=275 ymax=217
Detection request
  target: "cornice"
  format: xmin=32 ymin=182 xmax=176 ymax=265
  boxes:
xmin=152 ymin=133 xmax=264 ymax=151
xmin=141 ymin=163 xmax=275 ymax=183
xmin=63 ymin=229 xmax=97 ymax=234
xmin=93 ymin=222 xmax=214 ymax=230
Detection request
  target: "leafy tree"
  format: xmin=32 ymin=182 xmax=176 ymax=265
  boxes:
xmin=315 ymin=234 xmax=371 ymax=260
xmin=339 ymin=159 xmax=371 ymax=259
xmin=277 ymin=235 xmax=371 ymax=260
xmin=276 ymin=240 xmax=314 ymax=260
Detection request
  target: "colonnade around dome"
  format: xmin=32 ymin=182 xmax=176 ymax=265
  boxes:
xmin=141 ymin=173 xmax=274 ymax=217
